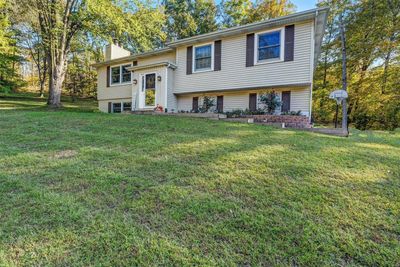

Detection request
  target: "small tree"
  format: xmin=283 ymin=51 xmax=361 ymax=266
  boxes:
xmin=259 ymin=91 xmax=281 ymax=114
xmin=199 ymin=96 xmax=215 ymax=113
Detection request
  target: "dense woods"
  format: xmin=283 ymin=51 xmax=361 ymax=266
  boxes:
xmin=314 ymin=0 xmax=400 ymax=130
xmin=0 ymin=0 xmax=399 ymax=130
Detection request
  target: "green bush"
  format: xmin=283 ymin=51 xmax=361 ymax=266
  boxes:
xmin=225 ymin=108 xmax=266 ymax=118
xmin=259 ymin=91 xmax=281 ymax=114
xmin=199 ymin=96 xmax=215 ymax=113
xmin=0 ymin=85 xmax=12 ymax=94
xmin=281 ymin=110 xmax=302 ymax=116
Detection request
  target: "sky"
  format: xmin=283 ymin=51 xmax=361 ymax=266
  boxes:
xmin=291 ymin=0 xmax=317 ymax=11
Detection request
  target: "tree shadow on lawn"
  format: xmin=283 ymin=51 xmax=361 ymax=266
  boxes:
xmin=0 ymin=115 xmax=399 ymax=265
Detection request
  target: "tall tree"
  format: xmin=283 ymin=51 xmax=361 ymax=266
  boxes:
xmin=163 ymin=0 xmax=218 ymax=40
xmin=250 ymin=0 xmax=295 ymax=22
xmin=17 ymin=25 xmax=48 ymax=97
xmin=0 ymin=0 xmax=9 ymax=48
xmin=314 ymin=0 xmax=400 ymax=130
xmin=220 ymin=0 xmax=253 ymax=28
xmin=0 ymin=0 xmax=22 ymax=91
xmin=30 ymin=0 xmax=86 ymax=107
xmin=13 ymin=0 xmax=166 ymax=107
xmin=220 ymin=0 xmax=295 ymax=27
xmin=338 ymin=11 xmax=348 ymax=134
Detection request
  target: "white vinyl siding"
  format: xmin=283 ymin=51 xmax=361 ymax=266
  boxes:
xmin=291 ymin=88 xmax=310 ymax=113
xmin=176 ymin=87 xmax=311 ymax=116
xmin=174 ymin=21 xmax=313 ymax=94
xmin=97 ymin=65 xmax=132 ymax=101
xmin=97 ymin=52 xmax=175 ymax=106
xmin=166 ymin=68 xmax=177 ymax=112
xmin=137 ymin=52 xmax=175 ymax=66
xmin=131 ymin=65 xmax=168 ymax=110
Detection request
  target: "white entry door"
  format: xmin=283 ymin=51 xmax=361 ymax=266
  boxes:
xmin=139 ymin=73 xmax=156 ymax=109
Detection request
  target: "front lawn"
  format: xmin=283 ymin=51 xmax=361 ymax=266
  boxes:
xmin=0 ymin=97 xmax=399 ymax=266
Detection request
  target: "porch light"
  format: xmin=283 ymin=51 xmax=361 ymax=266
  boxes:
xmin=133 ymin=79 xmax=138 ymax=85
xmin=157 ymin=75 xmax=162 ymax=82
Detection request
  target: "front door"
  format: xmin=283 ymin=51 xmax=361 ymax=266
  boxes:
xmin=139 ymin=73 xmax=156 ymax=109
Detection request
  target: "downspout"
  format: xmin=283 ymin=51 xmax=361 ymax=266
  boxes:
xmin=309 ymin=10 xmax=318 ymax=123
xmin=165 ymin=66 xmax=168 ymax=111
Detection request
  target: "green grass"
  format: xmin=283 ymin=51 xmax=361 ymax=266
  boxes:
xmin=0 ymin=96 xmax=399 ymax=266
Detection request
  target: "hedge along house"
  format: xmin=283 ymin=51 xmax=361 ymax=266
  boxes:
xmin=93 ymin=8 xmax=328 ymax=119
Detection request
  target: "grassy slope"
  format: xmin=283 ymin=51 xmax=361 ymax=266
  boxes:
xmin=0 ymin=96 xmax=399 ymax=266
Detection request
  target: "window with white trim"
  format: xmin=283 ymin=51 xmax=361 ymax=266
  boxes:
xmin=112 ymin=102 xmax=132 ymax=113
xmin=257 ymin=30 xmax=282 ymax=62
xmin=194 ymin=44 xmax=213 ymax=71
xmin=110 ymin=64 xmax=132 ymax=85
xmin=112 ymin=102 xmax=122 ymax=113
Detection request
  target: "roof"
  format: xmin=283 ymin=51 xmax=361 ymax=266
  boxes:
xmin=92 ymin=7 xmax=329 ymax=68
xmin=126 ymin=61 xmax=177 ymax=71
xmin=167 ymin=7 xmax=328 ymax=48
xmin=91 ymin=47 xmax=174 ymax=68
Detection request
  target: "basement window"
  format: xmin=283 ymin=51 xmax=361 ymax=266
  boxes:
xmin=112 ymin=102 xmax=122 ymax=113
xmin=111 ymin=102 xmax=132 ymax=113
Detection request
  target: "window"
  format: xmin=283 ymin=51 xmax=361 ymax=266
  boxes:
xmin=111 ymin=102 xmax=132 ymax=113
xmin=111 ymin=67 xmax=120 ymax=84
xmin=121 ymin=65 xmax=131 ymax=83
xmin=194 ymin=44 xmax=212 ymax=71
xmin=123 ymin=102 xmax=132 ymax=111
xmin=110 ymin=64 xmax=132 ymax=85
xmin=257 ymin=30 xmax=282 ymax=62
xmin=112 ymin=102 xmax=121 ymax=113
xmin=145 ymin=73 xmax=156 ymax=107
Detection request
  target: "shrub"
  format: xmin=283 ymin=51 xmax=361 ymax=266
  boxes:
xmin=225 ymin=108 xmax=266 ymax=118
xmin=199 ymin=96 xmax=215 ymax=113
xmin=281 ymin=110 xmax=302 ymax=116
xmin=259 ymin=91 xmax=281 ymax=114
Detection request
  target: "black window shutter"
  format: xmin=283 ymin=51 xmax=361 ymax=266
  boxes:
xmin=284 ymin=25 xmax=295 ymax=62
xmin=217 ymin=96 xmax=224 ymax=113
xmin=281 ymin=91 xmax=291 ymax=112
xmin=186 ymin=46 xmax=193 ymax=75
xmin=214 ymin=40 xmax=222 ymax=71
xmin=106 ymin=66 xmax=110 ymax=87
xmin=108 ymin=102 xmax=112 ymax=113
xmin=192 ymin=97 xmax=199 ymax=111
xmin=249 ymin=93 xmax=257 ymax=111
xmin=246 ymin=33 xmax=255 ymax=67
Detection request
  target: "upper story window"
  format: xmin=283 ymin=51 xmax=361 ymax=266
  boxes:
xmin=256 ymin=29 xmax=283 ymax=62
xmin=110 ymin=64 xmax=132 ymax=85
xmin=194 ymin=44 xmax=213 ymax=72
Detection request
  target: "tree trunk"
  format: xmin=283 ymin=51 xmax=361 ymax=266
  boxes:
xmin=339 ymin=12 xmax=348 ymax=136
xmin=47 ymin=57 xmax=67 ymax=107
xmin=381 ymin=48 xmax=392 ymax=95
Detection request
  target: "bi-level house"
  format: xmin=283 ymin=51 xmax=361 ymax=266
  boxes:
xmin=93 ymin=8 xmax=328 ymax=120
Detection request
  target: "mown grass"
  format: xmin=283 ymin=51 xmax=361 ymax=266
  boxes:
xmin=0 ymin=96 xmax=399 ymax=266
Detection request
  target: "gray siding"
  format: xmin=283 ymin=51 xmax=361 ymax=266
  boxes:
xmin=174 ymin=21 xmax=313 ymax=94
